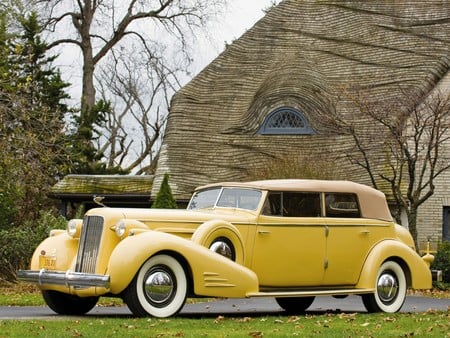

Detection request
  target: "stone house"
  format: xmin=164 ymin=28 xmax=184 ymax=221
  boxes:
xmin=152 ymin=0 xmax=450 ymax=248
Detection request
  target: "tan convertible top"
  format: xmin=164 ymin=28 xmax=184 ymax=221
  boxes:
xmin=196 ymin=179 xmax=393 ymax=222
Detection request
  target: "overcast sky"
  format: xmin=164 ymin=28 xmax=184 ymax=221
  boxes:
xmin=192 ymin=0 xmax=279 ymax=74
xmin=54 ymin=0 xmax=280 ymax=102
xmin=218 ymin=0 xmax=278 ymax=42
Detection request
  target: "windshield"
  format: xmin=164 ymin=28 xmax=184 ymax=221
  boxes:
xmin=188 ymin=187 xmax=262 ymax=211
xmin=187 ymin=188 xmax=221 ymax=210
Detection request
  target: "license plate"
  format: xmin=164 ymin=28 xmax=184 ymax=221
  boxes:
xmin=39 ymin=255 xmax=56 ymax=270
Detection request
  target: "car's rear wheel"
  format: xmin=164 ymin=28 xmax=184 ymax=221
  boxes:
xmin=42 ymin=290 xmax=98 ymax=315
xmin=123 ymin=254 xmax=188 ymax=318
xmin=276 ymin=297 xmax=315 ymax=313
xmin=362 ymin=260 xmax=406 ymax=313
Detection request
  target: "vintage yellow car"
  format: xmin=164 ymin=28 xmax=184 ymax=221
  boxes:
xmin=18 ymin=179 xmax=433 ymax=317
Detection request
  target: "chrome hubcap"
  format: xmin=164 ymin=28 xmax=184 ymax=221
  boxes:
xmin=144 ymin=269 xmax=174 ymax=305
xmin=210 ymin=240 xmax=233 ymax=260
xmin=377 ymin=272 xmax=398 ymax=303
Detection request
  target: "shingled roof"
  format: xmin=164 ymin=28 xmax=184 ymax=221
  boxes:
xmin=50 ymin=175 xmax=154 ymax=212
xmin=153 ymin=0 xmax=450 ymax=200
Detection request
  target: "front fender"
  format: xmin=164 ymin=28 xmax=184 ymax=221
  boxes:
xmin=356 ymin=240 xmax=432 ymax=290
xmin=29 ymin=232 xmax=78 ymax=271
xmin=107 ymin=231 xmax=259 ymax=297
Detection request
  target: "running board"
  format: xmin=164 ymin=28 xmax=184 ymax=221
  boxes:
xmin=246 ymin=288 xmax=374 ymax=298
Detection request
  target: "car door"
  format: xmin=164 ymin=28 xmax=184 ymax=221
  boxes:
xmin=322 ymin=192 xmax=390 ymax=285
xmin=251 ymin=192 xmax=327 ymax=287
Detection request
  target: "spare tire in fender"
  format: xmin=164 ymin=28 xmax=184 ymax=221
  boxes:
xmin=191 ymin=220 xmax=245 ymax=265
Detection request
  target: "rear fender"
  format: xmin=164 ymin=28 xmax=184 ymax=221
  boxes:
xmin=356 ymin=240 xmax=432 ymax=290
xmin=107 ymin=231 xmax=259 ymax=297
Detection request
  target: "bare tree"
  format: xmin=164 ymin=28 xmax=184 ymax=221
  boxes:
xmin=33 ymin=0 xmax=227 ymax=172
xmin=95 ymin=45 xmax=180 ymax=174
xmin=38 ymin=0 xmax=225 ymax=111
xmin=323 ymin=89 xmax=450 ymax=249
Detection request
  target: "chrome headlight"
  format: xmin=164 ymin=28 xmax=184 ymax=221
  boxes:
xmin=115 ymin=220 xmax=127 ymax=238
xmin=113 ymin=219 xmax=150 ymax=238
xmin=67 ymin=219 xmax=82 ymax=238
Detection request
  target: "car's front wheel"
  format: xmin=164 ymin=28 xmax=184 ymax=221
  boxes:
xmin=42 ymin=290 xmax=98 ymax=315
xmin=276 ymin=297 xmax=315 ymax=313
xmin=362 ymin=260 xmax=407 ymax=313
xmin=123 ymin=254 xmax=188 ymax=318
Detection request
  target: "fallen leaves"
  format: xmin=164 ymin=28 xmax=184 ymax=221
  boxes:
xmin=383 ymin=317 xmax=396 ymax=322
xmin=238 ymin=317 xmax=252 ymax=323
xmin=214 ymin=315 xmax=225 ymax=324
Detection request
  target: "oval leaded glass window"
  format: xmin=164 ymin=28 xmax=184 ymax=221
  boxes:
xmin=258 ymin=107 xmax=315 ymax=135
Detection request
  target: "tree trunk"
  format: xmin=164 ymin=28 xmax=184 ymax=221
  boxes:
xmin=81 ymin=53 xmax=96 ymax=115
xmin=79 ymin=4 xmax=96 ymax=116
xmin=407 ymin=206 xmax=419 ymax=251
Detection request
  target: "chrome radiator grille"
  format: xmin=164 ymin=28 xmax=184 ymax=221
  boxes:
xmin=75 ymin=216 xmax=104 ymax=273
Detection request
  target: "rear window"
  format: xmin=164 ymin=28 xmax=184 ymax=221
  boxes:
xmin=325 ymin=193 xmax=360 ymax=218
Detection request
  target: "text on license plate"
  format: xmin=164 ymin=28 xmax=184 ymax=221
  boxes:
xmin=39 ymin=255 xmax=56 ymax=269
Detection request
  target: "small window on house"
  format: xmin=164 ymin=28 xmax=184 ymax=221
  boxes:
xmin=325 ymin=193 xmax=361 ymax=218
xmin=259 ymin=107 xmax=315 ymax=135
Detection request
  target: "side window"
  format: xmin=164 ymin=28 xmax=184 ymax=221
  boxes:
xmin=325 ymin=193 xmax=360 ymax=218
xmin=262 ymin=192 xmax=321 ymax=217
xmin=262 ymin=192 xmax=282 ymax=216
xmin=283 ymin=192 xmax=321 ymax=217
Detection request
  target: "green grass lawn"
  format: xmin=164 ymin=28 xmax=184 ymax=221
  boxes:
xmin=0 ymin=310 xmax=449 ymax=337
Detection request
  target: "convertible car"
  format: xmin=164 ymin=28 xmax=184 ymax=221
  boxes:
xmin=18 ymin=179 xmax=433 ymax=317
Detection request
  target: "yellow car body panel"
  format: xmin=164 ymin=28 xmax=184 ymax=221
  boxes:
xmin=107 ymin=230 xmax=259 ymax=297
xmin=252 ymin=216 xmax=327 ymax=286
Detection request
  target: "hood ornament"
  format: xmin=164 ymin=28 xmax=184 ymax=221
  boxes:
xmin=93 ymin=195 xmax=107 ymax=207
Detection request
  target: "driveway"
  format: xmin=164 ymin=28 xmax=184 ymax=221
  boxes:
xmin=0 ymin=295 xmax=448 ymax=319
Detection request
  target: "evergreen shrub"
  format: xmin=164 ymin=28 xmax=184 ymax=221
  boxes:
xmin=431 ymin=241 xmax=450 ymax=284
xmin=151 ymin=173 xmax=177 ymax=209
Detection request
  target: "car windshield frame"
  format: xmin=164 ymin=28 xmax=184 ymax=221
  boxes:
xmin=188 ymin=187 xmax=263 ymax=211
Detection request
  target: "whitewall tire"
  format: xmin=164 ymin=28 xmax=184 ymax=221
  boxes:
xmin=123 ymin=254 xmax=187 ymax=318
xmin=362 ymin=260 xmax=407 ymax=313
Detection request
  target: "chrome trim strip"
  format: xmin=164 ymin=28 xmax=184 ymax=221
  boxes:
xmin=247 ymin=288 xmax=374 ymax=298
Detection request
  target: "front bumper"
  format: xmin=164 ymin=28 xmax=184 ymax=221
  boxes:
xmin=17 ymin=269 xmax=110 ymax=288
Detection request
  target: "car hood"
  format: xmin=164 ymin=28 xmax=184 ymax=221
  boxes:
xmin=85 ymin=206 xmax=257 ymax=224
